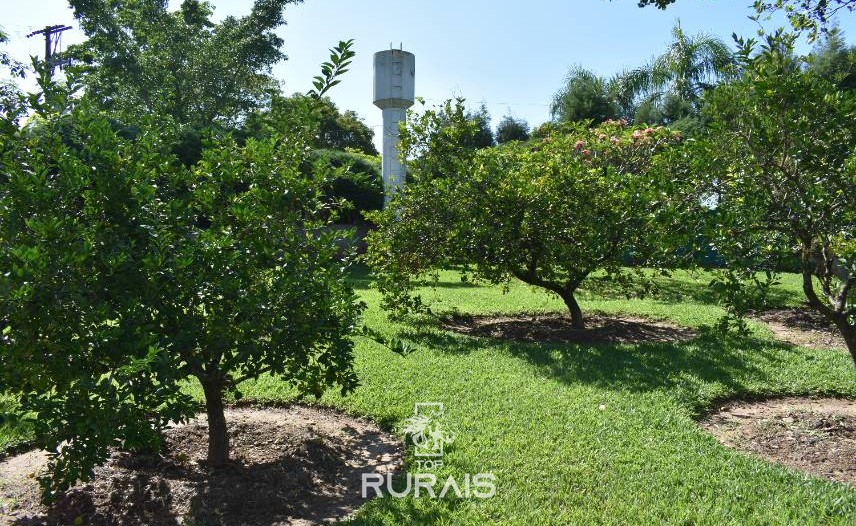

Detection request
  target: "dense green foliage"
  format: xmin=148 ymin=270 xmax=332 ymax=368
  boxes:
xmin=678 ymin=34 xmax=856 ymax=363
xmin=368 ymin=115 xmax=685 ymax=328
xmin=254 ymin=94 xmax=378 ymax=155
xmin=0 ymin=83 xmax=363 ymax=497
xmin=398 ymin=99 xmax=492 ymax=183
xmin=309 ymin=148 xmax=383 ymax=222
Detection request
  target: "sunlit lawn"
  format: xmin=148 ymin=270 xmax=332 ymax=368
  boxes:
xmin=2 ymin=269 xmax=854 ymax=524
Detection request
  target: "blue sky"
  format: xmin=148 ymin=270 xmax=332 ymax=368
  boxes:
xmin=4 ymin=0 xmax=856 ymax=145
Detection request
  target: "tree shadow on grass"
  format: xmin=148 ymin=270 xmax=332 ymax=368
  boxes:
xmin=397 ymin=322 xmax=807 ymax=404
xmin=348 ymin=264 xmax=374 ymax=291
xmin=347 ymin=266 xmax=482 ymax=293
xmin=578 ymin=274 xmax=801 ymax=308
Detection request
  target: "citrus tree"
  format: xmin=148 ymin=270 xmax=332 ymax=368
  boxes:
xmin=0 ymin=61 xmax=363 ymax=499
xmin=690 ymin=34 xmax=856 ymax=364
xmin=367 ymin=113 xmax=684 ymax=328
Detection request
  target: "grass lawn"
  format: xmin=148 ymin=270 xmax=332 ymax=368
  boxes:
xmin=3 ymin=269 xmax=855 ymax=524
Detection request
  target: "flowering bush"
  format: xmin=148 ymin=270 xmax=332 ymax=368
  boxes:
xmin=367 ymin=115 xmax=684 ymax=327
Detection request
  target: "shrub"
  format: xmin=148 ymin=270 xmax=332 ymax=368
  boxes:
xmin=308 ymin=149 xmax=383 ymax=222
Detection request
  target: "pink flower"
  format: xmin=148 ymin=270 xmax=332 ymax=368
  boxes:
xmin=574 ymin=140 xmax=585 ymax=150
xmin=581 ymin=149 xmax=591 ymax=156
xmin=610 ymin=136 xmax=620 ymax=144
xmin=644 ymin=127 xmax=655 ymax=136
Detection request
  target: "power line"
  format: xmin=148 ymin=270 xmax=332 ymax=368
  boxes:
xmin=26 ymin=24 xmax=72 ymax=78
xmin=365 ymin=96 xmax=552 ymax=128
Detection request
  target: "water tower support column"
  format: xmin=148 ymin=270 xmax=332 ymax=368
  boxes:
xmin=381 ymin=107 xmax=407 ymax=193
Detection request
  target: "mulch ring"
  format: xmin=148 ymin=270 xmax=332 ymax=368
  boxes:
xmin=441 ymin=312 xmax=696 ymax=345
xmin=701 ymin=397 xmax=856 ymax=485
xmin=751 ymin=308 xmax=847 ymax=351
xmin=0 ymin=405 xmax=402 ymax=526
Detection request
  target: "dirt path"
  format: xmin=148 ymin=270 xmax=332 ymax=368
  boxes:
xmin=752 ymin=309 xmax=847 ymax=351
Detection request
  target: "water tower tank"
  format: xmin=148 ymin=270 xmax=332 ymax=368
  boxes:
xmin=373 ymin=49 xmax=415 ymax=201
xmin=373 ymin=49 xmax=416 ymax=109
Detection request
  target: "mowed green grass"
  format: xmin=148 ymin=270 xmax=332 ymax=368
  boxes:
xmin=255 ymin=269 xmax=856 ymax=525
xmin=3 ymin=269 xmax=855 ymax=524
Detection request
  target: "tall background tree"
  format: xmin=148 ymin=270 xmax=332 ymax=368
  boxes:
xmin=550 ymin=66 xmax=619 ymax=124
xmin=465 ymin=103 xmax=496 ymax=148
xmin=496 ymin=114 xmax=530 ymax=143
xmin=809 ymin=26 xmax=856 ymax=89
xmin=67 ymin=0 xmax=300 ymax=131
xmin=613 ymin=22 xmax=735 ymax=126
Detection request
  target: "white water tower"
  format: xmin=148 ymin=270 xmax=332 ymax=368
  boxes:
xmin=373 ymin=47 xmax=415 ymax=202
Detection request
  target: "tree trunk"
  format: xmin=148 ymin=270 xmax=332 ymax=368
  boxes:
xmin=800 ymin=248 xmax=856 ymax=367
xmin=833 ymin=319 xmax=856 ymax=367
xmin=559 ymin=290 xmax=585 ymax=330
xmin=199 ymin=376 xmax=230 ymax=466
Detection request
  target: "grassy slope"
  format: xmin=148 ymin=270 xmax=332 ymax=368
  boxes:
xmin=3 ymin=270 xmax=855 ymax=524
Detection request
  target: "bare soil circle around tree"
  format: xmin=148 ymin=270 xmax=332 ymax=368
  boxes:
xmin=441 ymin=312 xmax=697 ymax=345
xmin=0 ymin=405 xmax=402 ymax=526
xmin=701 ymin=397 xmax=856 ymax=485
xmin=751 ymin=308 xmax=848 ymax=351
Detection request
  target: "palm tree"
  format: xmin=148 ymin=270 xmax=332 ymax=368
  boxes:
xmin=613 ymin=21 xmax=736 ymax=123
xmin=551 ymin=66 xmax=619 ymax=124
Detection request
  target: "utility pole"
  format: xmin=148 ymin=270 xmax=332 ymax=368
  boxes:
xmin=26 ymin=25 xmax=72 ymax=77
